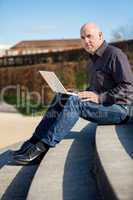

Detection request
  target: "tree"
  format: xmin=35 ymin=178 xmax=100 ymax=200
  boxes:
xmin=110 ymin=25 xmax=133 ymax=42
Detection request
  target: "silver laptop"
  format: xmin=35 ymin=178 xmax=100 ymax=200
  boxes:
xmin=39 ymin=71 xmax=78 ymax=96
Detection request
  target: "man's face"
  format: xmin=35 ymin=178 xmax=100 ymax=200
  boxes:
xmin=80 ymin=25 xmax=102 ymax=54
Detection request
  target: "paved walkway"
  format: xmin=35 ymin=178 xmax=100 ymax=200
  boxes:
xmin=0 ymin=102 xmax=17 ymax=113
xmin=0 ymin=112 xmax=41 ymax=149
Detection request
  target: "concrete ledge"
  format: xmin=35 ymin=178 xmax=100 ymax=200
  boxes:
xmin=4 ymin=119 xmax=132 ymax=199
xmin=0 ymin=119 xmax=99 ymax=200
xmin=95 ymin=124 xmax=133 ymax=200
xmin=27 ymin=119 xmax=99 ymax=200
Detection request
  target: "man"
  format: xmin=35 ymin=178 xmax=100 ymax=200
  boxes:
xmin=11 ymin=22 xmax=133 ymax=165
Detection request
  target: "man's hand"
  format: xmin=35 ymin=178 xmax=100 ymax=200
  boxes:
xmin=77 ymin=91 xmax=99 ymax=103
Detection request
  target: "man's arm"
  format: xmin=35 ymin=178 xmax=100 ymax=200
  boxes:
xmin=99 ymin=51 xmax=133 ymax=104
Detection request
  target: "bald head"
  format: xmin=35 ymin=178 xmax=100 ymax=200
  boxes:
xmin=80 ymin=22 xmax=101 ymax=34
xmin=80 ymin=22 xmax=104 ymax=54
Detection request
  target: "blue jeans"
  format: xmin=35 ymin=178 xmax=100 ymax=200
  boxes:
xmin=33 ymin=94 xmax=128 ymax=147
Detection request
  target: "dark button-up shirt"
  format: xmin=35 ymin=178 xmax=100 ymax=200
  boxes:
xmin=87 ymin=41 xmax=133 ymax=105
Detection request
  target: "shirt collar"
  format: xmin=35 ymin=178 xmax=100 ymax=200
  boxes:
xmin=89 ymin=40 xmax=108 ymax=60
xmin=95 ymin=40 xmax=108 ymax=57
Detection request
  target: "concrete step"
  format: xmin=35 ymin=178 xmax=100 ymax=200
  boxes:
xmin=0 ymin=142 xmax=41 ymax=200
xmin=0 ymin=119 xmax=100 ymax=200
xmin=26 ymin=119 xmax=100 ymax=200
xmin=95 ymin=124 xmax=133 ymax=200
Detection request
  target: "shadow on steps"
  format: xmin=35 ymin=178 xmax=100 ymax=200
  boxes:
xmin=0 ymin=145 xmax=42 ymax=200
xmin=63 ymin=122 xmax=101 ymax=200
xmin=115 ymin=124 xmax=133 ymax=159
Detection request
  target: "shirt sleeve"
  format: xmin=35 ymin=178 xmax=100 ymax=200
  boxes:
xmin=99 ymin=51 xmax=133 ymax=105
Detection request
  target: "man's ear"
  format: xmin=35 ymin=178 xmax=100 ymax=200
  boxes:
xmin=99 ymin=32 xmax=103 ymax=39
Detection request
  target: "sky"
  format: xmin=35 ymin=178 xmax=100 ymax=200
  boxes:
xmin=0 ymin=0 xmax=133 ymax=46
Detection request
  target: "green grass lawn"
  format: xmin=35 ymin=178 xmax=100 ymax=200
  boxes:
xmin=3 ymin=94 xmax=47 ymax=116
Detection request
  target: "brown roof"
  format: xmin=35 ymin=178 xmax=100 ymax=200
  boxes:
xmin=11 ymin=39 xmax=82 ymax=50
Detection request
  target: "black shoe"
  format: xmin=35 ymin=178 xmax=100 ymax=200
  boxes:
xmin=11 ymin=140 xmax=33 ymax=156
xmin=13 ymin=141 xmax=49 ymax=165
xmin=10 ymin=136 xmax=40 ymax=156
